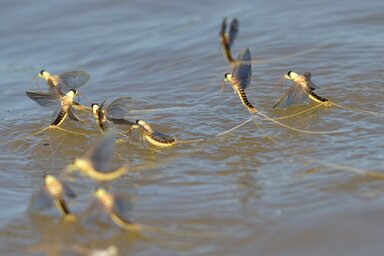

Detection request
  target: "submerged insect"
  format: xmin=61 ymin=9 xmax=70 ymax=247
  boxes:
xmin=85 ymin=188 xmax=140 ymax=232
xmin=91 ymin=97 xmax=134 ymax=132
xmin=129 ymin=120 xmax=177 ymax=147
xmin=220 ymin=17 xmax=239 ymax=64
xmin=223 ymin=48 xmax=256 ymax=114
xmin=25 ymin=89 xmax=85 ymax=135
xmin=28 ymin=174 xmax=76 ymax=220
xmin=273 ymin=71 xmax=331 ymax=109
xmin=65 ymin=131 xmax=127 ymax=182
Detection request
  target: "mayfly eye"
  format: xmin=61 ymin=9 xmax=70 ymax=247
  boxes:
xmin=40 ymin=70 xmax=46 ymax=75
xmin=135 ymin=120 xmax=140 ymax=124
xmin=287 ymin=71 xmax=292 ymax=77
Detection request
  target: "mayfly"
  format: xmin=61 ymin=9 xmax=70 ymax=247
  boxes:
xmin=220 ymin=17 xmax=239 ymax=65
xmin=36 ymin=70 xmax=90 ymax=96
xmin=219 ymin=18 xmax=332 ymax=66
xmin=35 ymin=70 xmax=91 ymax=112
xmin=222 ymin=49 xmax=345 ymax=134
xmin=129 ymin=120 xmax=177 ymax=147
xmin=83 ymin=188 xmax=140 ymax=232
xmin=25 ymin=89 xmax=85 ymax=135
xmin=274 ymin=71 xmax=384 ymax=116
xmin=28 ymin=174 xmax=77 ymax=221
xmin=65 ymin=131 xmax=127 ymax=182
xmin=91 ymin=97 xmax=134 ymax=132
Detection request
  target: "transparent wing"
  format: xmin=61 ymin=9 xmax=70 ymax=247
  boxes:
xmin=85 ymin=131 xmax=116 ymax=172
xmin=273 ymin=82 xmax=309 ymax=109
xmin=108 ymin=118 xmax=134 ymax=126
xmin=27 ymin=188 xmax=54 ymax=213
xmin=106 ymin=97 xmax=134 ymax=119
xmin=220 ymin=17 xmax=227 ymax=38
xmin=228 ymin=18 xmax=239 ymax=46
xmin=303 ymin=72 xmax=318 ymax=90
xmin=26 ymin=91 xmax=60 ymax=108
xmin=67 ymin=106 xmax=81 ymax=122
xmin=151 ymin=129 xmax=175 ymax=142
xmin=62 ymin=181 xmax=77 ymax=199
xmin=113 ymin=195 xmax=134 ymax=219
xmin=47 ymin=80 xmax=63 ymax=96
xmin=232 ymin=48 xmax=252 ymax=90
xmin=58 ymin=71 xmax=90 ymax=89
xmin=79 ymin=199 xmax=111 ymax=225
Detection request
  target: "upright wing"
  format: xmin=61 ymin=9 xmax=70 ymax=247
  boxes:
xmin=232 ymin=48 xmax=252 ymax=90
xmin=106 ymin=97 xmax=134 ymax=119
xmin=303 ymin=72 xmax=318 ymax=90
xmin=151 ymin=129 xmax=176 ymax=143
xmin=273 ymin=82 xmax=309 ymax=109
xmin=67 ymin=105 xmax=82 ymax=122
xmin=113 ymin=195 xmax=134 ymax=220
xmin=58 ymin=71 xmax=90 ymax=90
xmin=27 ymin=188 xmax=54 ymax=213
xmin=228 ymin=18 xmax=239 ymax=46
xmin=85 ymin=131 xmax=116 ymax=172
xmin=26 ymin=91 xmax=61 ymax=108
xmin=220 ymin=17 xmax=227 ymax=39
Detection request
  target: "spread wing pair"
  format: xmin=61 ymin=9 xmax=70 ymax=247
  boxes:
xmin=25 ymin=91 xmax=82 ymax=124
xmin=39 ymin=70 xmax=90 ymax=96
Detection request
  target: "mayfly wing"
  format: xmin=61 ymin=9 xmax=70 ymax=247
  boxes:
xmin=47 ymin=80 xmax=62 ymax=96
xmin=108 ymin=118 xmax=134 ymax=126
xmin=106 ymin=97 xmax=134 ymax=119
xmin=151 ymin=129 xmax=175 ymax=142
xmin=303 ymin=72 xmax=318 ymax=90
xmin=26 ymin=91 xmax=61 ymax=108
xmin=67 ymin=105 xmax=82 ymax=122
xmin=220 ymin=17 xmax=227 ymax=38
xmin=273 ymin=82 xmax=308 ymax=109
xmin=113 ymin=195 xmax=134 ymax=219
xmin=62 ymin=181 xmax=77 ymax=198
xmin=232 ymin=48 xmax=252 ymax=90
xmin=85 ymin=131 xmax=116 ymax=172
xmin=27 ymin=188 xmax=54 ymax=213
xmin=58 ymin=71 xmax=90 ymax=90
xmin=228 ymin=18 xmax=239 ymax=46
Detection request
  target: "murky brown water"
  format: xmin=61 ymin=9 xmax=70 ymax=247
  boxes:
xmin=1 ymin=0 xmax=384 ymax=255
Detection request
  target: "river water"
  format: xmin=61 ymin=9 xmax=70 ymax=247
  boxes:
xmin=0 ymin=0 xmax=384 ymax=255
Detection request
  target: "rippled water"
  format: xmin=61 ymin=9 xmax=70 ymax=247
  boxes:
xmin=1 ymin=0 xmax=384 ymax=255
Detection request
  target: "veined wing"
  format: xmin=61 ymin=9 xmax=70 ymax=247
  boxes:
xmin=67 ymin=105 xmax=82 ymax=122
xmin=232 ymin=48 xmax=252 ymax=90
xmin=106 ymin=97 xmax=134 ymax=119
xmin=26 ymin=91 xmax=61 ymax=108
xmin=58 ymin=71 xmax=90 ymax=90
xmin=273 ymin=82 xmax=308 ymax=109
xmin=27 ymin=188 xmax=54 ymax=213
xmin=303 ymin=72 xmax=318 ymax=90
xmin=151 ymin=129 xmax=176 ymax=142
xmin=85 ymin=131 xmax=116 ymax=172
xmin=62 ymin=181 xmax=77 ymax=198
xmin=228 ymin=18 xmax=239 ymax=46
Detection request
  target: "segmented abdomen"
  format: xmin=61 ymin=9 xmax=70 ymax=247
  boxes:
xmin=51 ymin=109 xmax=67 ymax=126
xmin=237 ymin=88 xmax=256 ymax=113
xmin=308 ymin=89 xmax=328 ymax=103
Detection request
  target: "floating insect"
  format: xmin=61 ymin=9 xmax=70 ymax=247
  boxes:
xmin=25 ymin=89 xmax=85 ymax=135
xmin=222 ymin=49 xmax=345 ymax=134
xmin=220 ymin=17 xmax=239 ymax=64
xmin=129 ymin=120 xmax=177 ymax=147
xmin=84 ymin=188 xmax=140 ymax=232
xmin=274 ymin=71 xmax=384 ymax=116
xmin=36 ymin=70 xmax=90 ymax=96
xmin=28 ymin=174 xmax=76 ymax=221
xmin=91 ymin=97 xmax=134 ymax=132
xmin=64 ymin=131 xmax=127 ymax=182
